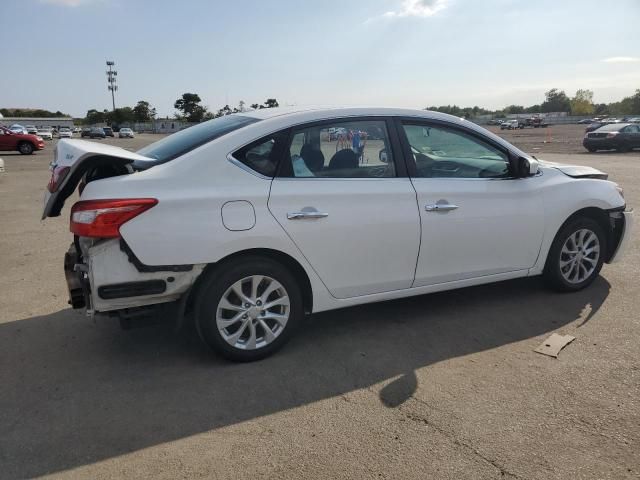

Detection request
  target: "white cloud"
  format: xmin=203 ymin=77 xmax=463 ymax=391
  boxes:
xmin=40 ymin=0 xmax=98 ymax=6
xmin=602 ymin=57 xmax=640 ymax=63
xmin=384 ymin=0 xmax=451 ymax=18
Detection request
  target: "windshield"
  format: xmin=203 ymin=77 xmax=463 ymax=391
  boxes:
xmin=136 ymin=114 xmax=259 ymax=165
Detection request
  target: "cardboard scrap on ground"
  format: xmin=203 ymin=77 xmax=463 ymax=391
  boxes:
xmin=534 ymin=333 xmax=576 ymax=358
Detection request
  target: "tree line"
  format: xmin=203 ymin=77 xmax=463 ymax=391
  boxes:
xmin=79 ymin=95 xmax=280 ymax=125
xmin=428 ymin=88 xmax=640 ymax=118
xmin=0 ymin=108 xmax=70 ymax=118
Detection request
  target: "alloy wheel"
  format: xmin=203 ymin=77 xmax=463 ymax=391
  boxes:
xmin=559 ymin=228 xmax=600 ymax=284
xmin=216 ymin=275 xmax=290 ymax=350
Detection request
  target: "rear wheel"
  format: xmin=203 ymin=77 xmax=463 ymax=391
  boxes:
xmin=18 ymin=142 xmax=34 ymax=155
xmin=543 ymin=217 xmax=606 ymax=292
xmin=586 ymin=147 xmax=597 ymax=153
xmin=195 ymin=257 xmax=303 ymax=361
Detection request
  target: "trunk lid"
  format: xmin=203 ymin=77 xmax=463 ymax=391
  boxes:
xmin=42 ymin=139 xmax=156 ymax=219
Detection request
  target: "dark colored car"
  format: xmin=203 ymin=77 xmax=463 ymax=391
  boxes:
xmin=81 ymin=127 xmax=92 ymax=138
xmin=88 ymin=127 xmax=106 ymax=139
xmin=103 ymin=127 xmax=114 ymax=137
xmin=0 ymin=125 xmax=45 ymax=154
xmin=583 ymin=123 xmax=640 ymax=152
xmin=578 ymin=118 xmax=594 ymax=124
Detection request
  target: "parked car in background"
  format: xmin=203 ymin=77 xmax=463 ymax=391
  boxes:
xmin=73 ymin=127 xmax=82 ymax=133
xmin=0 ymin=125 xmax=45 ymax=154
xmin=487 ymin=119 xmax=504 ymax=125
xmin=578 ymin=118 xmax=594 ymax=124
xmin=118 ymin=127 xmax=134 ymax=138
xmin=88 ymin=127 xmax=106 ymax=139
xmin=500 ymin=119 xmax=522 ymax=130
xmin=585 ymin=122 xmax=605 ymax=133
xmin=43 ymin=107 xmax=632 ymax=361
xmin=626 ymin=117 xmax=640 ymax=123
xmin=584 ymin=123 xmax=640 ymax=152
xmin=37 ymin=127 xmax=53 ymax=140
xmin=25 ymin=125 xmax=38 ymax=134
xmin=9 ymin=124 xmax=28 ymax=134
xmin=103 ymin=127 xmax=114 ymax=137
xmin=81 ymin=127 xmax=92 ymax=138
xmin=58 ymin=127 xmax=73 ymax=138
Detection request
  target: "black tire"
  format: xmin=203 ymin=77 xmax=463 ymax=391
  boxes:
xmin=586 ymin=147 xmax=597 ymax=153
xmin=195 ymin=256 xmax=303 ymax=361
xmin=543 ymin=216 xmax=606 ymax=292
xmin=18 ymin=142 xmax=34 ymax=155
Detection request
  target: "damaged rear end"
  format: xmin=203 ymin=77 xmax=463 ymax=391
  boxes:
xmin=45 ymin=139 xmax=202 ymax=325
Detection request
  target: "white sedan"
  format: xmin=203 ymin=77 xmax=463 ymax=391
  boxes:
xmin=58 ymin=127 xmax=73 ymax=138
xmin=118 ymin=127 xmax=135 ymax=138
xmin=43 ymin=107 xmax=633 ymax=361
xmin=37 ymin=128 xmax=53 ymax=140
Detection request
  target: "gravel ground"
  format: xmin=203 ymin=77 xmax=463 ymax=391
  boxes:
xmin=0 ymin=134 xmax=638 ymax=479
xmin=487 ymin=123 xmax=640 ymax=157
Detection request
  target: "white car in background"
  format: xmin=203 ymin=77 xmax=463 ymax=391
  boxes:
xmin=9 ymin=124 xmax=28 ymax=134
xmin=118 ymin=127 xmax=134 ymax=138
xmin=58 ymin=127 xmax=73 ymax=138
xmin=26 ymin=125 xmax=38 ymax=135
xmin=43 ymin=107 xmax=633 ymax=361
xmin=37 ymin=127 xmax=53 ymax=140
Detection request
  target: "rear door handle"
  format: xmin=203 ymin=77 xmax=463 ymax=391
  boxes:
xmin=425 ymin=204 xmax=459 ymax=212
xmin=287 ymin=211 xmax=329 ymax=220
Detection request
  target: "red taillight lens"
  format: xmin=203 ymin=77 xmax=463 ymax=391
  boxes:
xmin=70 ymin=198 xmax=158 ymax=238
xmin=47 ymin=166 xmax=70 ymax=193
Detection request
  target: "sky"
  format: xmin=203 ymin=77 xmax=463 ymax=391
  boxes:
xmin=1 ymin=0 xmax=639 ymax=118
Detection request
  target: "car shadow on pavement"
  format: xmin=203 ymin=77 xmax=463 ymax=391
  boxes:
xmin=0 ymin=276 xmax=609 ymax=478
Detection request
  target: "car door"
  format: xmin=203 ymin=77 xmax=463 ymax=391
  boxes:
xmin=0 ymin=127 xmax=13 ymax=150
xmin=623 ymin=124 xmax=640 ymax=148
xmin=267 ymin=117 xmax=421 ymax=299
xmin=397 ymin=119 xmax=545 ymax=287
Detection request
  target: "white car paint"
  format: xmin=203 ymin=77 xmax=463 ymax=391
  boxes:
xmin=37 ymin=128 xmax=53 ymax=140
xmin=58 ymin=128 xmax=73 ymax=138
xmin=44 ymin=107 xmax=631 ymax=320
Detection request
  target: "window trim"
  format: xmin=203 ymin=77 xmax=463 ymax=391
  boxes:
xmin=274 ymin=116 xmax=407 ymax=179
xmin=228 ymin=130 xmax=290 ymax=179
xmin=394 ymin=117 xmax=518 ymax=181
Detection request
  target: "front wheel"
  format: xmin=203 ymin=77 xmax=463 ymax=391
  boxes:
xmin=195 ymin=257 xmax=303 ymax=361
xmin=543 ymin=217 xmax=606 ymax=292
xmin=18 ymin=142 xmax=34 ymax=155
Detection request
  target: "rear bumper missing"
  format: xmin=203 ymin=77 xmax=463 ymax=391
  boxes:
xmin=64 ymin=239 xmax=205 ymax=314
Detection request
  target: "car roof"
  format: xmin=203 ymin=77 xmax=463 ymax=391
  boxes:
xmin=240 ymin=106 xmax=466 ymax=123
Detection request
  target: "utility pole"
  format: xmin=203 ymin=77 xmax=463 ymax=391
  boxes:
xmin=106 ymin=60 xmax=118 ymax=111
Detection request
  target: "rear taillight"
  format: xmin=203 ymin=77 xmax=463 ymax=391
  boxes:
xmin=70 ymin=198 xmax=158 ymax=238
xmin=47 ymin=166 xmax=70 ymax=193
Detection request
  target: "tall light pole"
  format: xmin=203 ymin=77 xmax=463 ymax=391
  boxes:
xmin=106 ymin=60 xmax=118 ymax=111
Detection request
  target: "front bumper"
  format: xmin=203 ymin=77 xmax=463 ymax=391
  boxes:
xmin=609 ymin=209 xmax=634 ymax=263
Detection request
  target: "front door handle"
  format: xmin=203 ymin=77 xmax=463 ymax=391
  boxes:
xmin=425 ymin=204 xmax=459 ymax=212
xmin=287 ymin=211 xmax=329 ymax=220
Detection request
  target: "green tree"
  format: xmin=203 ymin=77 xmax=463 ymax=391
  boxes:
xmin=174 ymin=93 xmax=208 ymax=122
xmin=541 ymin=88 xmax=571 ymax=113
xmin=133 ymin=100 xmax=156 ymax=122
xmin=570 ymin=89 xmax=594 ymax=115
xmin=505 ymin=105 xmax=525 ymax=114
xmin=263 ymin=98 xmax=279 ymax=108
xmin=85 ymin=109 xmax=106 ymax=124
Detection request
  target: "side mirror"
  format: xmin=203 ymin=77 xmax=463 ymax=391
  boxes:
xmin=379 ymin=148 xmax=389 ymax=163
xmin=516 ymin=156 xmax=539 ymax=177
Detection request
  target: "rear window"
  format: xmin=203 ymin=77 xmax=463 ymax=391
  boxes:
xmin=597 ymin=123 xmax=627 ymax=132
xmin=136 ymin=115 xmax=259 ymax=166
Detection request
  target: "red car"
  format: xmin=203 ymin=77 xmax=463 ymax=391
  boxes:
xmin=0 ymin=126 xmax=45 ymax=154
